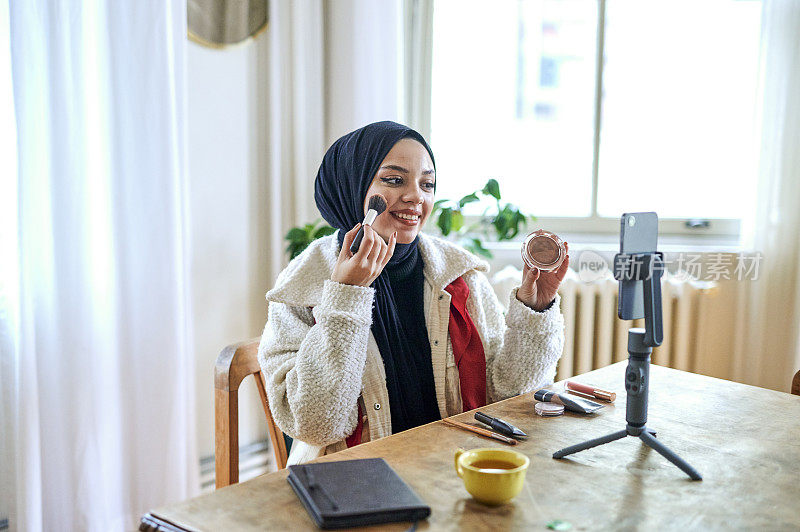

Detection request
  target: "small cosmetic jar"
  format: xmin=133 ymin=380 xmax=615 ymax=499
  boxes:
xmin=521 ymin=230 xmax=566 ymax=272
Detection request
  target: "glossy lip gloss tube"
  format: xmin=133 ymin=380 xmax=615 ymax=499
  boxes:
xmin=566 ymin=381 xmax=617 ymax=402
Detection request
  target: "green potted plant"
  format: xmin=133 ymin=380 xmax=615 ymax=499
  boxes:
xmin=431 ymin=178 xmax=532 ymax=258
xmin=284 ymin=220 xmax=337 ymax=260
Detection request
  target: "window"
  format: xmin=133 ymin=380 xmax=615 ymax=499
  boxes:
xmin=430 ymin=0 xmax=762 ymax=239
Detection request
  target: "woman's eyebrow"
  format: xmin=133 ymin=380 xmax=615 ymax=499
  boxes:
xmin=379 ymin=164 xmax=435 ymax=176
xmin=380 ymin=164 xmax=410 ymax=173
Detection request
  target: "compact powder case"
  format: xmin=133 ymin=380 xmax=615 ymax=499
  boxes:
xmin=521 ymin=230 xmax=566 ymax=272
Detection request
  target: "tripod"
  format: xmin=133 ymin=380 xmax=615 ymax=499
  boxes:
xmin=553 ymin=252 xmax=702 ymax=481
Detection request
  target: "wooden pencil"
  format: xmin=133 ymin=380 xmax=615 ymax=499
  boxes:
xmin=441 ymin=418 xmax=517 ymax=445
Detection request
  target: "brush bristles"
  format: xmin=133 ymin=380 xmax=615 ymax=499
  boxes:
xmin=367 ymin=194 xmax=387 ymax=215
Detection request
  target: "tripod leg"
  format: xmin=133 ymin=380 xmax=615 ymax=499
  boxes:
xmin=553 ymin=429 xmax=628 ymax=459
xmin=639 ymin=430 xmax=702 ymax=480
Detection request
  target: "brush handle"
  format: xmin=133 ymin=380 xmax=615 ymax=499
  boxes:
xmin=349 ymin=210 xmax=378 ymax=254
xmin=350 ymin=226 xmax=366 ymax=254
xmin=442 ymin=418 xmax=517 ymax=445
xmin=474 ymin=412 xmax=514 ymax=437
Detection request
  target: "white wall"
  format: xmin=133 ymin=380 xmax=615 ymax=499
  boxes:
xmin=187 ymin=36 xmax=270 ymax=461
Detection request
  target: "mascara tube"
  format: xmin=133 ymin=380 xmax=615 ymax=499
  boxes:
xmin=534 ymin=390 xmax=604 ymax=414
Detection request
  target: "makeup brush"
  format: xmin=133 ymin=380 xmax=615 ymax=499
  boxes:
xmin=350 ymin=194 xmax=387 ymax=254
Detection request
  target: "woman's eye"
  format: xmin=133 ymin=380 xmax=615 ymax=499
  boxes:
xmin=422 ymin=182 xmax=436 ymax=190
xmin=380 ymin=177 xmax=403 ymax=186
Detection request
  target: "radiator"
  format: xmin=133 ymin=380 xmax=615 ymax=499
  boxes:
xmin=555 ymin=272 xmax=717 ymax=381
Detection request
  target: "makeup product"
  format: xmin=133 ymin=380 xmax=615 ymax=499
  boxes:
xmin=533 ymin=390 xmax=604 ymax=414
xmin=474 ymin=412 xmax=528 ymax=440
xmin=441 ymin=418 xmax=517 ymax=445
xmin=534 ymin=402 xmax=564 ymax=417
xmin=521 ymin=230 xmax=566 ymax=272
xmin=565 ymin=381 xmax=616 ymax=402
xmin=350 ymin=194 xmax=387 ymax=254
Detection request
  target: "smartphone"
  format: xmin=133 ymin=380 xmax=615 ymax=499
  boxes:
xmin=617 ymin=212 xmax=658 ymax=320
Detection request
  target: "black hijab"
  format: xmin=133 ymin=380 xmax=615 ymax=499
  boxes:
xmin=314 ymin=121 xmax=441 ymax=433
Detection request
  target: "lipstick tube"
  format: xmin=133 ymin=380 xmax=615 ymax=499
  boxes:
xmin=566 ymin=381 xmax=616 ymax=402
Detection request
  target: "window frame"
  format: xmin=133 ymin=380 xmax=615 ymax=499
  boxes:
xmin=427 ymin=0 xmax=750 ymax=246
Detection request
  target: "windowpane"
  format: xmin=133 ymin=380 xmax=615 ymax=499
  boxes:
xmin=597 ymin=0 xmax=762 ymax=218
xmin=431 ymin=0 xmax=597 ymax=216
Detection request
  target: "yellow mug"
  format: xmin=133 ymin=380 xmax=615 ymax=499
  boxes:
xmin=454 ymin=447 xmax=530 ymax=505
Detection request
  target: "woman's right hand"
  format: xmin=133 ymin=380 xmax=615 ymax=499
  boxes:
xmin=331 ymin=224 xmax=397 ymax=287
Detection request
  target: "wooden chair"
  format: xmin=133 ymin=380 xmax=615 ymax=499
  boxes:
xmin=792 ymin=370 xmax=800 ymax=396
xmin=214 ymin=338 xmax=289 ymax=489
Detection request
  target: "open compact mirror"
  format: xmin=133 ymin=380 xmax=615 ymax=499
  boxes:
xmin=521 ymin=230 xmax=566 ymax=272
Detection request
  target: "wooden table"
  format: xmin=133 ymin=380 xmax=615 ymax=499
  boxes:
xmin=141 ymin=363 xmax=800 ymax=531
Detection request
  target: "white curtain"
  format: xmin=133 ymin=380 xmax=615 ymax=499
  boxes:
xmin=264 ymin=0 xmax=327 ymax=282
xmin=1 ymin=0 xmax=19 ymax=528
xmin=2 ymin=1 xmax=197 ymax=530
xmin=403 ymin=0 xmax=435 ymax=141
xmin=734 ymin=0 xmax=800 ymax=391
xmin=324 ymin=0 xmax=405 ymax=145
xmin=263 ymin=0 xmax=406 ymax=284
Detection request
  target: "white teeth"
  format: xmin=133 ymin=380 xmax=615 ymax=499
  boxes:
xmin=394 ymin=213 xmax=420 ymax=221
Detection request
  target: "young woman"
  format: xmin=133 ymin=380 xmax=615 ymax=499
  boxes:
xmin=258 ymin=121 xmax=568 ymax=464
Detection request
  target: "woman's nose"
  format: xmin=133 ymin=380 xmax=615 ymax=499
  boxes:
xmin=402 ymin=185 xmax=424 ymax=204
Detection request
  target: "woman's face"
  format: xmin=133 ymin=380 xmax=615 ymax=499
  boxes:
xmin=364 ymin=138 xmax=435 ymax=244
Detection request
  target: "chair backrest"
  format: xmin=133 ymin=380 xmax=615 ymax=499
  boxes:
xmin=792 ymin=370 xmax=800 ymax=396
xmin=214 ymin=338 xmax=288 ymax=489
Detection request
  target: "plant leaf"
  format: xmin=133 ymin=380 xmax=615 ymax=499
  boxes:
xmin=504 ymin=207 xmax=523 ymax=239
xmin=313 ymin=225 xmax=336 ymax=239
xmin=286 ymin=242 xmax=305 ymax=260
xmin=433 ymin=199 xmax=449 ymax=208
xmin=457 ymin=193 xmax=480 ymax=208
xmin=493 ymin=205 xmax=512 ymax=239
xmin=450 ymin=210 xmax=464 ymax=232
xmin=482 ymin=178 xmax=501 ymax=200
xmin=437 ymin=207 xmax=453 ymax=236
xmin=286 ymin=227 xmax=308 ymax=241
xmin=285 ymin=219 xmax=337 ymax=259
xmin=463 ymin=237 xmax=493 ymax=258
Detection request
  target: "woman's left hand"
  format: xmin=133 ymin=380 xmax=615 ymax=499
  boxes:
xmin=516 ymin=242 xmax=570 ymax=312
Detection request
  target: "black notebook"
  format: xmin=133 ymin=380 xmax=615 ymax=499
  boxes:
xmin=287 ymin=458 xmax=431 ymax=529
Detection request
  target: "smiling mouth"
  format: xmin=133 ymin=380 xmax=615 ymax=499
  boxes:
xmin=390 ymin=212 xmax=421 ymax=225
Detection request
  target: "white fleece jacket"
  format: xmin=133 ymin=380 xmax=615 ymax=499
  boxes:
xmin=257 ymin=232 xmax=564 ymax=463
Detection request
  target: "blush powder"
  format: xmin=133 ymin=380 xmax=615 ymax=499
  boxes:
xmin=521 ymin=230 xmax=566 ymax=271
